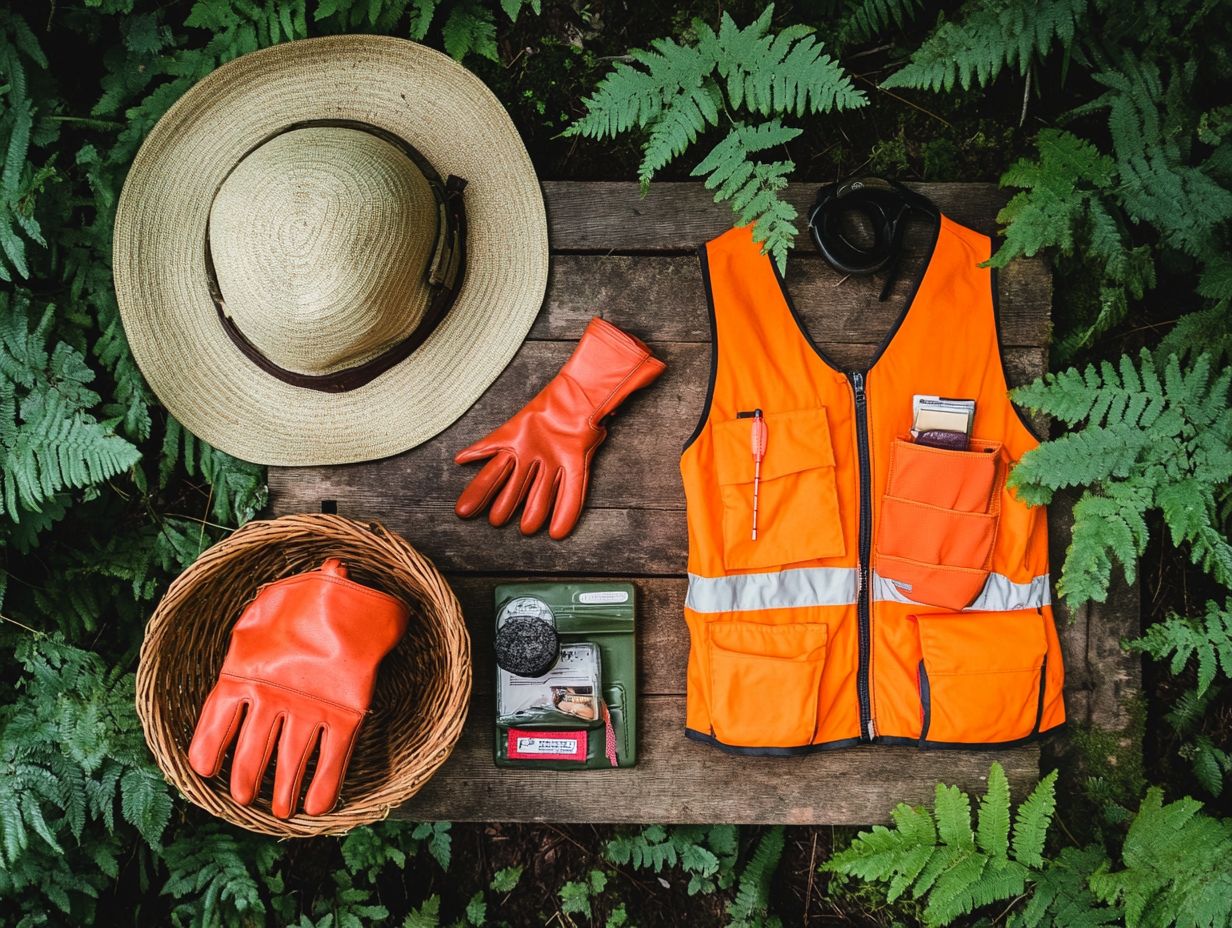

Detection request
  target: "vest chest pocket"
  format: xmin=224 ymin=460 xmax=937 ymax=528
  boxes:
xmin=876 ymin=438 xmax=1004 ymax=610
xmin=713 ymin=408 xmax=846 ymax=571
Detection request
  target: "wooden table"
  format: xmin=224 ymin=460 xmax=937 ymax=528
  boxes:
xmin=269 ymin=182 xmax=1139 ymax=824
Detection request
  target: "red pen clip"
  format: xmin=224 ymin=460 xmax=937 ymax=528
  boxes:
xmin=750 ymin=408 xmax=767 ymax=540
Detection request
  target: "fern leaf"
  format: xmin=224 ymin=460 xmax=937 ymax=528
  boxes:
xmin=839 ymin=0 xmax=924 ymax=44
xmin=1011 ymin=770 xmax=1058 ymax=869
xmin=692 ymin=120 xmax=802 ymax=272
xmin=1127 ymin=600 xmax=1232 ymax=696
xmin=1015 ymin=845 xmax=1117 ymax=928
xmin=1010 ymin=350 xmax=1232 ymax=606
xmin=977 ymin=763 xmax=1012 ymax=860
xmin=883 ymin=0 xmax=1092 ymax=93
xmin=726 ymin=825 xmax=784 ymax=928
xmin=440 ymin=0 xmax=497 ymax=61
xmin=1089 ymin=788 xmax=1232 ymax=928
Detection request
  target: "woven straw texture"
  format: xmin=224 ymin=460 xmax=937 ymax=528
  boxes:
xmin=136 ymin=514 xmax=470 ymax=837
xmin=113 ymin=35 xmax=548 ymax=466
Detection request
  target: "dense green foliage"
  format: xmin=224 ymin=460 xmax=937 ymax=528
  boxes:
xmin=1 ymin=0 xmax=1230 ymax=924
xmin=830 ymin=763 xmax=1232 ymax=928
xmin=566 ymin=5 xmax=866 ymax=269
xmin=1008 ymin=350 xmax=1232 ymax=607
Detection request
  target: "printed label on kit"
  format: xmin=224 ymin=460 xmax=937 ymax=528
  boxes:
xmin=506 ymin=728 xmax=587 ymax=761
xmin=578 ymin=590 xmax=630 ymax=604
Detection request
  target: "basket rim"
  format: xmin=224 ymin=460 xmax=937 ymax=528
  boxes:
xmin=136 ymin=512 xmax=471 ymax=837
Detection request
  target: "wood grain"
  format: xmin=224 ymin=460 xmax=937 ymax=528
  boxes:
xmin=391 ymin=693 xmax=1041 ymax=825
xmin=543 ymin=181 xmax=1015 ymax=251
xmin=534 ymin=253 xmax=1052 ymax=346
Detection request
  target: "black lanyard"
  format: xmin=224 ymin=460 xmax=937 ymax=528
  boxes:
xmin=807 ymin=177 xmax=939 ymax=301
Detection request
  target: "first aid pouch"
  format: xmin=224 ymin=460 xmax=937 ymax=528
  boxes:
xmin=493 ymin=581 xmax=637 ymax=769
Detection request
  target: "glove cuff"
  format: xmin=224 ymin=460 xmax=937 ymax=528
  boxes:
xmin=561 ymin=316 xmax=667 ymax=421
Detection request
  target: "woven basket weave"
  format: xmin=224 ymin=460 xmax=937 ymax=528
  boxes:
xmin=136 ymin=513 xmax=470 ymax=837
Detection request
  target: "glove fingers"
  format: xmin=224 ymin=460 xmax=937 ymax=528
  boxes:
xmin=228 ymin=703 xmax=281 ymax=807
xmin=455 ymin=452 xmax=515 ymax=519
xmin=549 ymin=467 xmax=587 ymax=541
xmin=188 ymin=683 xmax=247 ymax=779
xmin=302 ymin=716 xmax=363 ymax=816
xmin=270 ymin=716 xmax=322 ymax=819
xmin=487 ymin=458 xmax=535 ymax=528
xmin=519 ymin=465 xmax=559 ymax=536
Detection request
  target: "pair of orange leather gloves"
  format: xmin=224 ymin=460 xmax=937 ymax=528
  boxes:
xmin=454 ymin=316 xmax=666 ymax=539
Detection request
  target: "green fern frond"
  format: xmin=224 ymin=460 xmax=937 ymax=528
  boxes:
xmin=0 ymin=295 xmax=141 ymax=524
xmin=1088 ymin=788 xmax=1232 ymax=928
xmin=441 ymin=0 xmax=498 ymax=62
xmin=883 ymin=0 xmax=1092 ymax=93
xmin=1185 ymin=735 xmax=1232 ymax=797
xmin=1127 ymin=600 xmax=1232 ymax=696
xmin=1012 ymin=845 xmax=1118 ymax=928
xmin=829 ymin=764 xmax=1055 ymax=928
xmin=1078 ymin=55 xmax=1232 ymax=265
xmin=839 ymin=0 xmax=924 ymax=45
xmin=568 ymin=5 xmax=863 ymax=264
xmin=692 ymin=119 xmax=801 ymax=271
xmin=1010 ymin=349 xmax=1232 ymax=605
xmin=991 ymin=129 xmax=1153 ymax=362
xmin=727 ymin=825 xmax=784 ymax=928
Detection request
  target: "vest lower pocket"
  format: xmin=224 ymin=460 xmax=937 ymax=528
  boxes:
xmin=707 ymin=619 xmax=827 ymax=748
xmin=713 ymin=408 xmax=846 ymax=571
xmin=876 ymin=438 xmax=1004 ymax=610
xmin=914 ymin=609 xmax=1047 ymax=744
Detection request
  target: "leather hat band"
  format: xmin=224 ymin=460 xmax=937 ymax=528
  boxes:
xmin=204 ymin=118 xmax=468 ymax=394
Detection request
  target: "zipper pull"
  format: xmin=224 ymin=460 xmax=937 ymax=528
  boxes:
xmin=851 ymin=371 xmax=866 ymax=404
xmin=750 ymin=408 xmax=767 ymax=540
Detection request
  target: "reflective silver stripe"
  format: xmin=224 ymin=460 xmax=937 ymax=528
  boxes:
xmin=685 ymin=568 xmax=858 ymax=614
xmin=872 ymin=570 xmax=1051 ymax=612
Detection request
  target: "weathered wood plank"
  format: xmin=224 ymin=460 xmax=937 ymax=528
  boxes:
xmin=543 ymin=181 xmax=1013 ymax=251
xmin=535 ymin=254 xmax=1052 ymax=346
xmin=392 ymin=693 xmax=1041 ymax=824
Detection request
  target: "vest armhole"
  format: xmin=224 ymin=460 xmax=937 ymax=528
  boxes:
xmin=991 ymin=263 xmax=1048 ymax=444
xmin=682 ymin=243 xmax=719 ymax=454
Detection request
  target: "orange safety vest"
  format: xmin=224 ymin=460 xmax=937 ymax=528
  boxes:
xmin=680 ymin=217 xmax=1065 ymax=752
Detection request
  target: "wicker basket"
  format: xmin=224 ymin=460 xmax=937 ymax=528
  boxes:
xmin=136 ymin=513 xmax=470 ymax=837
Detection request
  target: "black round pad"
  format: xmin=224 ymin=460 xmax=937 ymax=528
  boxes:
xmin=494 ymin=615 xmax=559 ymax=678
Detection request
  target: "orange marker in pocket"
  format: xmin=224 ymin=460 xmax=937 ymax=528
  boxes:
xmin=750 ymin=408 xmax=767 ymax=539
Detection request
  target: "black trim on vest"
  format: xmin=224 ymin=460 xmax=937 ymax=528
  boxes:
xmin=682 ymin=244 xmax=721 ymax=453
xmin=917 ymin=659 xmax=932 ymax=745
xmin=877 ymin=723 xmax=1068 ymax=752
xmin=687 ymin=726 xmax=1068 ymax=754
xmin=990 ymin=264 xmax=1048 ymax=442
xmin=685 ymin=728 xmax=864 ymax=756
xmin=1031 ymin=656 xmax=1049 ymax=736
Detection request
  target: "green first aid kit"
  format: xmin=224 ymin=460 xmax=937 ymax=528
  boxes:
xmin=493 ymin=582 xmax=637 ymax=769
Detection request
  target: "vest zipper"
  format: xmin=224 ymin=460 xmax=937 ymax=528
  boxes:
xmin=849 ymin=371 xmax=875 ymax=741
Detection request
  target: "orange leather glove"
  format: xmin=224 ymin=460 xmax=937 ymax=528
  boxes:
xmin=455 ymin=316 xmax=666 ymax=540
xmin=187 ymin=558 xmax=408 ymax=818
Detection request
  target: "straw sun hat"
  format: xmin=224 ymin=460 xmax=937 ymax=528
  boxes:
xmin=114 ymin=35 xmax=548 ymax=465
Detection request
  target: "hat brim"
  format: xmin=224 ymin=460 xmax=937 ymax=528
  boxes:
xmin=113 ymin=35 xmax=549 ymax=466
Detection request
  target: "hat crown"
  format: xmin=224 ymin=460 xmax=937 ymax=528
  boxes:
xmin=208 ymin=126 xmax=436 ymax=375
